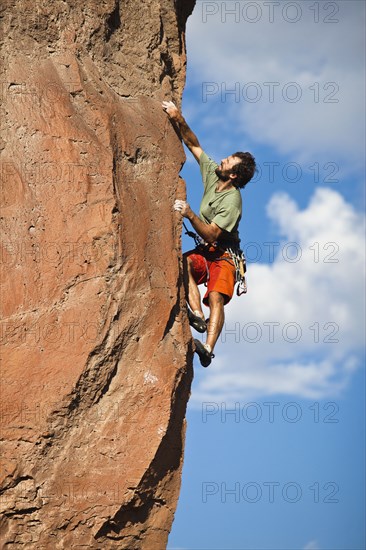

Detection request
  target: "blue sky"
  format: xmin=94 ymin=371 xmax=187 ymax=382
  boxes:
xmin=168 ymin=2 xmax=365 ymax=549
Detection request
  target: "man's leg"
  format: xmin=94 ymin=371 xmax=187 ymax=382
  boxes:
xmin=183 ymin=255 xmax=205 ymax=320
xmin=193 ymin=290 xmax=224 ymax=367
xmin=194 ymin=256 xmax=234 ymax=367
xmin=206 ymin=291 xmax=225 ymax=351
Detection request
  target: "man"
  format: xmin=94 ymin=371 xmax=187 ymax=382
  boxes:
xmin=162 ymin=101 xmax=256 ymax=367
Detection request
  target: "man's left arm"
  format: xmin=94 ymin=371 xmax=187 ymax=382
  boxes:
xmin=174 ymin=200 xmax=222 ymax=243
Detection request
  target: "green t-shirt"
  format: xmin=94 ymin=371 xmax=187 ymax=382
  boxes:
xmin=199 ymin=151 xmax=242 ymax=244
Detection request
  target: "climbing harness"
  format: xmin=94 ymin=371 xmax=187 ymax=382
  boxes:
xmin=183 ymin=222 xmax=248 ymax=296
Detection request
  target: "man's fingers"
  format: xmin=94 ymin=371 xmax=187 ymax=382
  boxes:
xmin=174 ymin=199 xmax=185 ymax=212
xmin=174 ymin=199 xmax=191 ymax=219
xmin=162 ymin=100 xmax=176 ymax=110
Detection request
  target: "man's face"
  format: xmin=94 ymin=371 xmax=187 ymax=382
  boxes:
xmin=215 ymin=155 xmax=240 ymax=182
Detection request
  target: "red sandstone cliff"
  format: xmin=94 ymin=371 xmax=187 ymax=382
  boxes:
xmin=0 ymin=0 xmax=195 ymax=547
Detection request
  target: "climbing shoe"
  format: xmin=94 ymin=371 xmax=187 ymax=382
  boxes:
xmin=187 ymin=308 xmax=207 ymax=333
xmin=194 ymin=339 xmax=214 ymax=368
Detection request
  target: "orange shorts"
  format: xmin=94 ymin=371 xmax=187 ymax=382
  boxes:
xmin=185 ymin=247 xmax=236 ymax=306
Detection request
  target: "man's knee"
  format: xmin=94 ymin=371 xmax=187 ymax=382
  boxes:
xmin=183 ymin=254 xmax=193 ymax=273
xmin=208 ymin=291 xmax=225 ymax=307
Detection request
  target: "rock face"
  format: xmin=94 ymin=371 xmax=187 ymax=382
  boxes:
xmin=0 ymin=0 xmax=195 ymax=547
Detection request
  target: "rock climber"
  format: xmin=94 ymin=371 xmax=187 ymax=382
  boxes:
xmin=162 ymin=100 xmax=256 ymax=367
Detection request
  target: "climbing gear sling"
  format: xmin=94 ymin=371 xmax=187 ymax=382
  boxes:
xmin=227 ymin=246 xmax=247 ymax=296
xmin=183 ymin=221 xmax=204 ymax=248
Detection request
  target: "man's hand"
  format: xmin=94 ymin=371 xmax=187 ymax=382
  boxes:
xmin=174 ymin=199 xmax=192 ymax=218
xmin=174 ymin=200 xmax=223 ymax=243
xmin=162 ymin=101 xmax=181 ymax=121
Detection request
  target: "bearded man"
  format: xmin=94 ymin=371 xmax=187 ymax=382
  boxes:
xmin=162 ymin=101 xmax=256 ymax=367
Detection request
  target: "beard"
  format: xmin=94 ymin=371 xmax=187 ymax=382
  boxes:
xmin=215 ymin=167 xmax=232 ymax=181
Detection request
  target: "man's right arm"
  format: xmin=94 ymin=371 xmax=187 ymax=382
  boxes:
xmin=162 ymin=101 xmax=203 ymax=163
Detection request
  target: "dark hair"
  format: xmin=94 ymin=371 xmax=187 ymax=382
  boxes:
xmin=230 ymin=152 xmax=257 ymax=188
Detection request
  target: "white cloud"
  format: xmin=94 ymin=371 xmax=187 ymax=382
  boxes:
xmin=186 ymin=1 xmax=365 ymax=174
xmin=191 ymin=187 xmax=365 ymax=405
xmin=304 ymin=540 xmax=320 ymax=550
